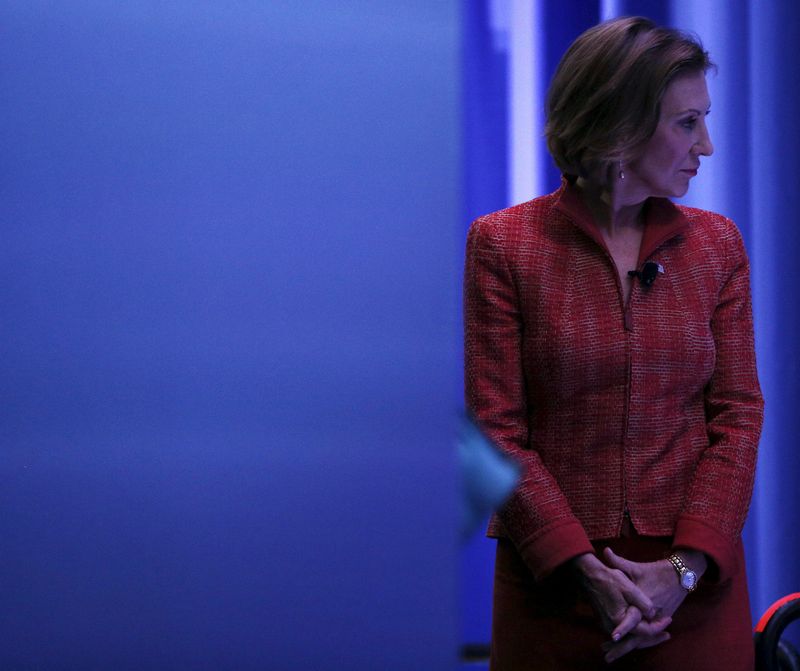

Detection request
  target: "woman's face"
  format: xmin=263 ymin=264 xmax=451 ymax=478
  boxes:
xmin=624 ymin=71 xmax=713 ymax=200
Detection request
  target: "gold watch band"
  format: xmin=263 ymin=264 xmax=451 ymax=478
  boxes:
xmin=668 ymin=553 xmax=698 ymax=592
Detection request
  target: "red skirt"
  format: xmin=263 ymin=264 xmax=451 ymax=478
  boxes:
xmin=490 ymin=534 xmax=754 ymax=670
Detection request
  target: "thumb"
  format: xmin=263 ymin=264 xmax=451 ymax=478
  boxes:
xmin=604 ymin=547 xmax=636 ymax=573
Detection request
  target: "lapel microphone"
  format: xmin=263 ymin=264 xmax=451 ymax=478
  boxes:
xmin=628 ymin=261 xmax=664 ymax=287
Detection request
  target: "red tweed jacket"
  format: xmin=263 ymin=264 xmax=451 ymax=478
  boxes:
xmin=464 ymin=179 xmax=763 ymax=582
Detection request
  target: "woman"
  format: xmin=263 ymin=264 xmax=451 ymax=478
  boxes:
xmin=464 ymin=16 xmax=763 ymax=670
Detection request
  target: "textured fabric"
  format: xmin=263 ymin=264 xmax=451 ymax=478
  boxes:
xmin=490 ymin=536 xmax=754 ymax=670
xmin=463 ymin=179 xmax=763 ymax=581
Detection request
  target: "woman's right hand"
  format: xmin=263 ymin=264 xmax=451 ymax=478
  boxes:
xmin=570 ymin=553 xmax=671 ymax=641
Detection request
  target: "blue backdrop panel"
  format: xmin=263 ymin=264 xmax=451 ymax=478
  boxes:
xmin=746 ymin=0 xmax=800 ymax=635
xmin=1 ymin=2 xmax=460 ymax=669
xmin=462 ymin=1 xmax=509 ymax=224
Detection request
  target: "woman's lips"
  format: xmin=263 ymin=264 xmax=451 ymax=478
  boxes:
xmin=681 ymin=168 xmax=698 ymax=177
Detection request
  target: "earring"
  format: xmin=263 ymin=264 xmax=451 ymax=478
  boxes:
xmin=618 ymin=161 xmax=625 ymax=180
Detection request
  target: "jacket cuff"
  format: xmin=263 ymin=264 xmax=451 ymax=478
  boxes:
xmin=517 ymin=519 xmax=594 ymax=581
xmin=673 ymin=514 xmax=739 ymax=584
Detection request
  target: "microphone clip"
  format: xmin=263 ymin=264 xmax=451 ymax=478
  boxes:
xmin=628 ymin=261 xmax=664 ymax=287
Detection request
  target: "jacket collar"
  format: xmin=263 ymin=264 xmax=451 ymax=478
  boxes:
xmin=553 ymin=176 xmax=689 ymax=266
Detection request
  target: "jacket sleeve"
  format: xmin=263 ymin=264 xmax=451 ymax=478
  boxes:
xmin=673 ymin=222 xmax=764 ymax=583
xmin=464 ymin=216 xmax=594 ymax=580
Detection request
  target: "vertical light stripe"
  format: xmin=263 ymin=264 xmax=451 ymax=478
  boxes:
xmin=748 ymin=0 xmax=780 ymax=620
xmin=600 ymin=0 xmax=622 ymax=22
xmin=506 ymin=0 xmax=543 ymax=205
xmin=488 ymin=0 xmax=510 ymax=52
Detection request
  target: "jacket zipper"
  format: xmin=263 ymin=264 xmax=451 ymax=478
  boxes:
xmin=621 ymin=325 xmax=633 ymax=533
xmin=601 ymin=249 xmax=635 ymax=534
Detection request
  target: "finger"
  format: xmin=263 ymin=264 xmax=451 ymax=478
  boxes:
xmin=602 ymin=630 xmax=671 ymax=653
xmin=611 ymin=606 xmax=642 ymax=641
xmin=604 ymin=547 xmax=637 ymax=575
xmin=636 ymin=632 xmax=671 ymax=650
xmin=620 ymin=582 xmax=657 ymax=620
xmin=633 ymin=615 xmax=672 ymax=637
xmin=604 ymin=634 xmax=640 ymax=664
xmin=604 ymin=632 xmax=671 ymax=663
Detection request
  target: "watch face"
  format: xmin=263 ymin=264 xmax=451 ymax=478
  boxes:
xmin=682 ymin=571 xmax=698 ymax=590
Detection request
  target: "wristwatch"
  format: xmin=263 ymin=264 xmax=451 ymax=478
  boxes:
xmin=668 ymin=553 xmax=698 ymax=592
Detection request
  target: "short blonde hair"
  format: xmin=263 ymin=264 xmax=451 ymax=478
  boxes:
xmin=545 ymin=16 xmax=714 ymax=183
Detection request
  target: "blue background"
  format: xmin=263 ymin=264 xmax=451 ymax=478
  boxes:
xmin=2 ymin=2 xmax=460 ymax=669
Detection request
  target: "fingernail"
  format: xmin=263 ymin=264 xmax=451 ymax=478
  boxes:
xmin=612 ymin=633 xmax=621 ymax=642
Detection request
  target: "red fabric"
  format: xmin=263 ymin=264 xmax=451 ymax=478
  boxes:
xmin=491 ymin=536 xmax=754 ymax=670
xmin=463 ymin=179 xmax=763 ymax=581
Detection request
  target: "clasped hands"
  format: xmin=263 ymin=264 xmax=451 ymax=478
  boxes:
xmin=572 ymin=547 xmax=706 ymax=664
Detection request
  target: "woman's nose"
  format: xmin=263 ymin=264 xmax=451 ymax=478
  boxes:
xmin=695 ymin=123 xmax=714 ymax=156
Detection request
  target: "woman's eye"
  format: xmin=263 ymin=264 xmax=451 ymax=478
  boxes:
xmin=681 ymin=118 xmax=698 ymax=130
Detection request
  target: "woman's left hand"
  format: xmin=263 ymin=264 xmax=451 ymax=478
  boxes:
xmin=600 ymin=547 xmax=706 ymax=664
